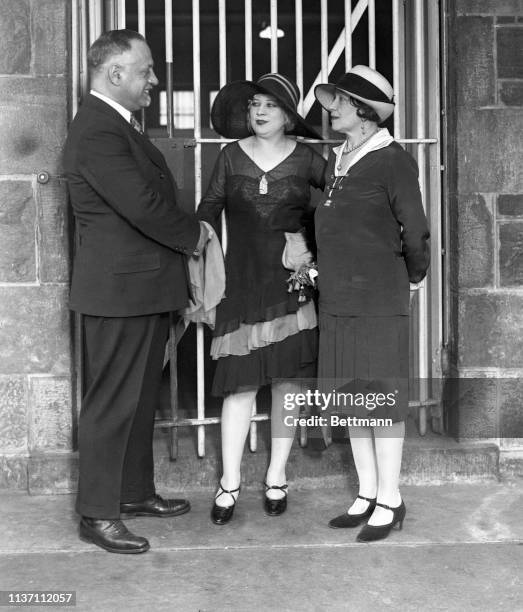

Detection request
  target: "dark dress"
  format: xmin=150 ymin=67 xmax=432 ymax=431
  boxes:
xmin=315 ymin=138 xmax=430 ymax=422
xmin=198 ymin=140 xmax=326 ymax=396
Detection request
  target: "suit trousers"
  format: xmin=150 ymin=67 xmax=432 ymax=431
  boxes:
xmin=76 ymin=313 xmax=170 ymax=518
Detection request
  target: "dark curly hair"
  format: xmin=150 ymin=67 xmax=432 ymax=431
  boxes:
xmin=349 ymin=96 xmax=380 ymax=123
xmin=88 ymin=29 xmax=145 ymax=75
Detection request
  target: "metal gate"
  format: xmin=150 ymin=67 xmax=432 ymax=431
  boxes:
xmin=71 ymin=0 xmax=444 ymax=457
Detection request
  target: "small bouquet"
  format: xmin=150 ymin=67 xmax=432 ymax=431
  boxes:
xmin=282 ymin=230 xmax=318 ymax=302
xmin=287 ymin=262 xmax=318 ymax=302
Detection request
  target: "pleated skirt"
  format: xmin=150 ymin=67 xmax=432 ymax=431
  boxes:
xmin=317 ymin=312 xmax=410 ymax=422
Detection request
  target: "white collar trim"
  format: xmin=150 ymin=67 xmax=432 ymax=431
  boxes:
xmin=90 ymin=90 xmax=132 ymax=123
xmin=333 ymin=128 xmax=394 ymax=175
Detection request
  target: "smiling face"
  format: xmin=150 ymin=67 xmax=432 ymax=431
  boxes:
xmin=112 ymin=39 xmax=159 ymax=111
xmin=328 ymin=91 xmax=361 ymax=134
xmin=248 ymin=93 xmax=288 ymax=137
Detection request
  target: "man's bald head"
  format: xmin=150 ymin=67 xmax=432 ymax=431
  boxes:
xmin=87 ymin=29 xmax=158 ymax=112
xmin=88 ymin=29 xmax=146 ymax=77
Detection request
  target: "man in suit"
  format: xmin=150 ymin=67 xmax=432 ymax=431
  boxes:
xmin=63 ymin=29 xmax=208 ymax=554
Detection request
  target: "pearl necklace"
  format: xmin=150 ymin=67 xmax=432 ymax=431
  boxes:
xmin=336 ymin=130 xmax=378 ymax=171
xmin=325 ymin=129 xmax=379 ymax=207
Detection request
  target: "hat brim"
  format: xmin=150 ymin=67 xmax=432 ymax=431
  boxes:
xmin=314 ymin=83 xmax=394 ymax=123
xmin=211 ymin=80 xmax=322 ymax=140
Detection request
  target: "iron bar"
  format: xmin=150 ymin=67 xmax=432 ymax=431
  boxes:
xmin=320 ymin=0 xmax=329 ymax=139
xmin=295 ymin=0 xmax=303 ymax=113
xmin=368 ymin=0 xmax=376 ymax=68
xmin=270 ymin=0 xmax=278 ymax=72
xmin=415 ymin=0 xmax=428 ymax=436
xmin=245 ymin=0 xmax=252 ymax=79
xmin=344 ymin=0 xmax=352 ymax=70
xmin=192 ymin=0 xmax=206 ymax=457
xmin=392 ymin=0 xmax=401 ymax=138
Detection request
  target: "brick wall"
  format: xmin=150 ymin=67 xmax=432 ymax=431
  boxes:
xmin=0 ymin=0 xmax=74 ymax=490
xmin=447 ymin=0 xmax=523 ymax=456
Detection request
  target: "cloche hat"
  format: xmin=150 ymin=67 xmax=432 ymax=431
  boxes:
xmin=211 ymin=73 xmax=321 ymax=140
xmin=314 ymin=65 xmax=395 ymax=123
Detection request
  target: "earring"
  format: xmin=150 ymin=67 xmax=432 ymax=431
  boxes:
xmin=361 ymin=120 xmax=367 ymax=136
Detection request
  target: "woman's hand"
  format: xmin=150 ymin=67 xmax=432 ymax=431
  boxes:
xmin=287 ymin=263 xmax=318 ymax=302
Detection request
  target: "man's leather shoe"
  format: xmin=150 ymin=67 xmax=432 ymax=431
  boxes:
xmin=79 ymin=517 xmax=149 ymax=554
xmin=120 ymin=493 xmax=190 ymax=518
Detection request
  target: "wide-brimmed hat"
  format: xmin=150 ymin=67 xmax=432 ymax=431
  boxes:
xmin=211 ymin=73 xmax=321 ymax=139
xmin=314 ymin=65 xmax=394 ymax=123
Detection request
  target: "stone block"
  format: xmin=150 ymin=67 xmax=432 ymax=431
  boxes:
xmin=499 ymin=378 xmax=523 ymax=439
xmin=0 ymin=0 xmax=30 ymax=74
xmin=444 ymin=375 xmax=498 ymax=440
xmin=458 ymin=294 xmax=523 ymax=368
xmin=500 ymin=438 xmax=523 ymax=450
xmin=457 ymin=109 xmax=523 ymax=193
xmin=28 ymin=376 xmax=73 ymax=452
xmin=500 ymin=451 xmax=523 ymax=479
xmin=402 ymin=442 xmax=499 ymax=482
xmin=457 ymin=194 xmax=494 ymax=288
xmin=0 ymin=77 xmax=67 ymax=176
xmin=448 ymin=193 xmax=460 ymax=291
xmin=0 ymin=180 xmax=36 ymax=282
xmin=28 ymin=453 xmax=77 ymax=494
xmin=497 ymin=27 xmax=523 ymax=79
xmin=499 ymin=80 xmax=523 ymax=106
xmin=498 ymin=194 xmax=523 ymax=216
xmin=36 ymin=177 xmax=70 ymax=283
xmin=0 ymin=455 xmax=27 ymax=490
xmin=499 ymin=222 xmax=523 ymax=286
xmin=455 ymin=17 xmax=495 ymax=107
xmin=30 ymin=0 xmax=68 ymax=76
xmin=456 ymin=0 xmax=523 ymax=15
xmin=0 ymin=285 xmax=72 ymax=375
xmin=0 ymin=376 xmax=27 ymax=452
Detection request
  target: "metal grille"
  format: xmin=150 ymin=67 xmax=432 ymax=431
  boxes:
xmin=71 ymin=0 xmax=444 ymax=457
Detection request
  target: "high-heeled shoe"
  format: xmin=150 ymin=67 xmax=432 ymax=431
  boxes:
xmin=210 ymin=484 xmax=240 ymax=525
xmin=264 ymin=483 xmax=288 ymax=516
xmin=356 ymin=500 xmax=406 ymax=542
xmin=328 ymin=495 xmax=377 ymax=529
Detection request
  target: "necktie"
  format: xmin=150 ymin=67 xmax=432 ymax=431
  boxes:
xmin=130 ymin=115 xmax=143 ymax=134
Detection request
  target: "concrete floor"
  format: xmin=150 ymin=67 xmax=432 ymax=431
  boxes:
xmin=1 ymin=480 xmax=522 ymax=611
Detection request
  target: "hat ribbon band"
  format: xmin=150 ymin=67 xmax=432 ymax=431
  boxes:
xmin=337 ymin=73 xmax=393 ymax=104
xmin=257 ymin=74 xmax=299 ymax=108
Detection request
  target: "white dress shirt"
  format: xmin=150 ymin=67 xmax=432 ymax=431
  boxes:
xmin=90 ymin=89 xmax=132 ymax=123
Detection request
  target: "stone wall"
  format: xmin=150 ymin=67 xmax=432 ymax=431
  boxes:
xmin=447 ymin=0 xmax=523 ymax=458
xmin=0 ymin=0 xmax=74 ymax=490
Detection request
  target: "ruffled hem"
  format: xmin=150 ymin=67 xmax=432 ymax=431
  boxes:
xmin=211 ymin=301 xmax=317 ymax=358
xmin=211 ymin=328 xmax=318 ymax=397
xmin=213 ymin=292 xmax=305 ymax=337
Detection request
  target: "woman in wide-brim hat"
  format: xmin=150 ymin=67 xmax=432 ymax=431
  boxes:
xmin=313 ymin=65 xmax=430 ymax=542
xmin=198 ymin=74 xmax=325 ymax=525
xmin=211 ymin=73 xmax=322 ymax=140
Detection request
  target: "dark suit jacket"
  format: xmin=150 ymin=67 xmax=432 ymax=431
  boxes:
xmin=315 ymin=142 xmax=430 ymax=316
xmin=63 ymin=94 xmax=200 ymax=316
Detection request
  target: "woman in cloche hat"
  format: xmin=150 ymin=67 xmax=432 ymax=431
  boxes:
xmin=198 ymin=74 xmax=326 ymax=525
xmin=314 ymin=65 xmax=430 ymax=541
